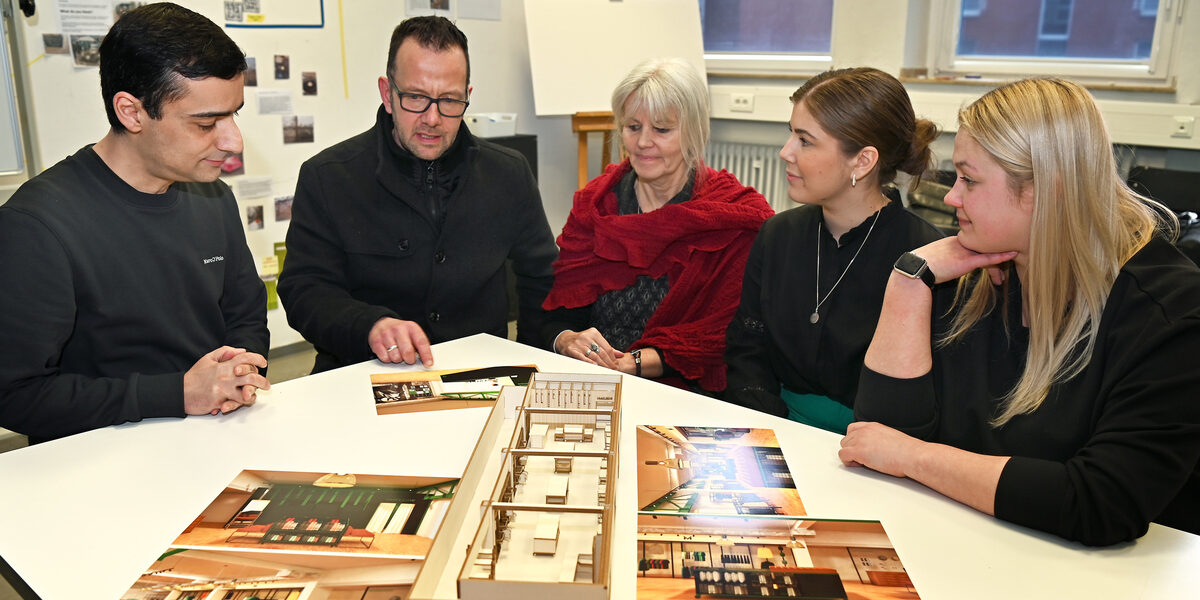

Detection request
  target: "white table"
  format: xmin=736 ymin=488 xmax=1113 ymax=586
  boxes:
xmin=1 ymin=334 xmax=1198 ymax=599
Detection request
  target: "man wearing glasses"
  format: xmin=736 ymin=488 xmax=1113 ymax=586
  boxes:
xmin=279 ymin=16 xmax=556 ymax=373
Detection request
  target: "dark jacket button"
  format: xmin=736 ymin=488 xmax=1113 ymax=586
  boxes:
xmin=398 ymin=239 xmax=410 ymax=251
xmin=435 ymin=251 xmax=446 ymax=264
xmin=429 ymin=311 xmax=440 ymax=322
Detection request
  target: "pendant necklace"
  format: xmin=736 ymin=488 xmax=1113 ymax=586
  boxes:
xmin=811 ymin=211 xmax=881 ymax=324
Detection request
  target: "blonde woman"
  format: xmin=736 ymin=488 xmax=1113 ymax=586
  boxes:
xmin=839 ymin=78 xmax=1200 ymax=545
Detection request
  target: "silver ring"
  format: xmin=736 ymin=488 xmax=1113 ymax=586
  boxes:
xmin=589 ymin=343 xmax=601 ymax=354
xmin=385 ymin=344 xmax=399 ymax=352
xmin=583 ymin=347 xmax=593 ymax=357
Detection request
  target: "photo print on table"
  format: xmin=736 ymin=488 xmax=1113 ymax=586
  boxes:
xmin=122 ymin=470 xmax=461 ymax=598
xmin=636 ymin=425 xmax=805 ymax=517
xmin=635 ymin=514 xmax=923 ymax=600
xmin=371 ymin=365 xmax=537 ymax=416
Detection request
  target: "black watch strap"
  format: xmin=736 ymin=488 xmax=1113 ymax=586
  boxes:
xmin=632 ymin=349 xmax=642 ymax=377
xmin=894 ymin=252 xmax=936 ymax=288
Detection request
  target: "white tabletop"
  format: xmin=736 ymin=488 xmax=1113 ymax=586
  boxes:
xmin=0 ymin=333 xmax=1197 ymax=599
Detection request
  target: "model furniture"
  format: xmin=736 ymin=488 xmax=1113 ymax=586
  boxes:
xmin=532 ymin=514 xmax=560 ymax=555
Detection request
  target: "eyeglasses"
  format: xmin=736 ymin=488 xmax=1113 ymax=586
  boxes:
xmin=389 ymin=80 xmax=469 ymax=118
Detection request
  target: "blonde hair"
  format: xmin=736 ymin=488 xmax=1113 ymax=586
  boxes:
xmin=945 ymin=78 xmax=1172 ymax=426
xmin=611 ymin=58 xmax=709 ymax=173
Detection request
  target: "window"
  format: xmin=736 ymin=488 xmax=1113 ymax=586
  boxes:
xmin=933 ymin=0 xmax=1181 ymax=84
xmin=700 ymin=0 xmax=834 ymax=74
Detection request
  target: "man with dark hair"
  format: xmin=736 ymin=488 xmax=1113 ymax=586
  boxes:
xmin=0 ymin=3 xmax=269 ymax=442
xmin=279 ymin=16 xmax=556 ymax=372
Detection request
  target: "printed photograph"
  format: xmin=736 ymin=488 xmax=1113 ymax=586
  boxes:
xmin=637 ymin=426 xmax=805 ymax=517
xmin=42 ymin=33 xmax=67 ymax=55
xmin=274 ymin=53 xmax=290 ymax=79
xmin=69 ymin=34 xmax=102 ymax=67
xmin=123 ymin=470 xmax=460 ymax=598
xmin=219 ymin=152 xmax=244 ymax=177
xmin=275 ymin=195 xmax=294 ymax=222
xmin=371 ymin=365 xmax=537 ymax=416
xmin=244 ymin=56 xmax=258 ymax=86
xmin=246 ymin=205 xmax=264 ymax=230
xmin=283 ymin=115 xmax=314 ymax=144
xmin=636 ymin=515 xmax=921 ymax=600
xmin=302 ymin=71 xmax=318 ymax=95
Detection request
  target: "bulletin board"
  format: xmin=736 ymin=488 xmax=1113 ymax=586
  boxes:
xmin=524 ymin=0 xmax=706 ymax=116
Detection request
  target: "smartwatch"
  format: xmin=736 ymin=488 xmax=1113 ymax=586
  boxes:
xmin=894 ymin=252 xmax=936 ymax=288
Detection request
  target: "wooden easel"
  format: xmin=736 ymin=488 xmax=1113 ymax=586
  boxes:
xmin=571 ymin=111 xmax=618 ymax=190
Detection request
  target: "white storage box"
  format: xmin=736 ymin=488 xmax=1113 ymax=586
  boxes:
xmin=464 ymin=112 xmax=516 ymax=137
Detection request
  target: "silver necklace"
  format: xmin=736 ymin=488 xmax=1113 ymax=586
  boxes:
xmin=811 ymin=211 xmax=881 ymax=324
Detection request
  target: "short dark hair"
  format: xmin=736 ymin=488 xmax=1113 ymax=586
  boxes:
xmin=386 ymin=16 xmax=470 ymax=86
xmin=100 ymin=2 xmax=247 ymax=133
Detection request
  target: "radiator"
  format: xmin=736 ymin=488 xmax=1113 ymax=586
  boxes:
xmin=705 ymin=142 xmax=791 ymax=213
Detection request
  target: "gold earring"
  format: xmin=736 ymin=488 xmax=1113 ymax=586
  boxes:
xmin=851 ymin=174 xmax=857 ymax=187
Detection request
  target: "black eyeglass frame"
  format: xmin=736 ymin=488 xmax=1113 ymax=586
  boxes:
xmin=388 ymin=79 xmax=470 ymax=118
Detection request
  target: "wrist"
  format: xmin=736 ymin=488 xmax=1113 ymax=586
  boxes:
xmin=551 ymin=330 xmax=570 ymax=354
xmin=893 ymin=252 xmax=937 ymax=288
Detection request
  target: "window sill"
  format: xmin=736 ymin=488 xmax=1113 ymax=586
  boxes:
xmin=899 ymin=76 xmax=1176 ymax=95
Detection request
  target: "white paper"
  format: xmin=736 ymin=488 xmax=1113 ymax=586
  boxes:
xmin=236 ymin=176 xmax=273 ymax=199
xmin=458 ymin=0 xmax=501 ymax=21
xmin=256 ymin=90 xmax=293 ymax=115
xmin=59 ymin=1 xmax=112 ymax=35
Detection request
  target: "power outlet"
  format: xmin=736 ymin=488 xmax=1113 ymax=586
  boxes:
xmin=1172 ymin=116 xmax=1195 ymax=139
xmin=731 ymin=93 xmax=755 ymax=113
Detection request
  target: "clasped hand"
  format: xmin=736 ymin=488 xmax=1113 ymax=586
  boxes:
xmin=183 ymin=346 xmax=271 ymax=416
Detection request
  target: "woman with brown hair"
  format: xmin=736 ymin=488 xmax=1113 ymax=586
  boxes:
xmin=724 ymin=67 xmax=943 ymax=433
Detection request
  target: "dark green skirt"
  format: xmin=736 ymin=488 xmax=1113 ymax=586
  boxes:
xmin=781 ymin=388 xmax=853 ymax=434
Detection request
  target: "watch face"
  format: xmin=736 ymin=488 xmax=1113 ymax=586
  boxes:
xmin=895 ymin=252 xmax=927 ymax=277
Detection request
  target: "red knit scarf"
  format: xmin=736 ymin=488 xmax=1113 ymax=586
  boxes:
xmin=544 ymin=160 xmax=773 ymax=390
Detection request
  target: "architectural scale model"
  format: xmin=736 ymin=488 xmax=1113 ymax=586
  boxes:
xmin=410 ymin=372 xmax=621 ymax=600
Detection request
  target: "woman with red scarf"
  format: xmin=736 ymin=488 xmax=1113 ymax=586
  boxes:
xmin=542 ymin=58 xmax=773 ymax=393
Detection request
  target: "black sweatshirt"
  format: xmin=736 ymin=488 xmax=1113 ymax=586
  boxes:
xmin=0 ymin=146 xmax=268 ymax=442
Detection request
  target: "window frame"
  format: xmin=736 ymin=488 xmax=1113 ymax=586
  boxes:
xmin=699 ymin=0 xmax=833 ymax=76
xmin=929 ymin=0 xmax=1182 ymax=86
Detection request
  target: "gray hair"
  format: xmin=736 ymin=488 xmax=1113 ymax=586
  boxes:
xmin=611 ymin=58 xmax=710 ymax=172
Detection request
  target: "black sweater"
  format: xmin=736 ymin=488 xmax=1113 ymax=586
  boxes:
xmin=856 ymin=238 xmax=1200 ymax=545
xmin=278 ymin=106 xmax=557 ymax=373
xmin=725 ymin=196 xmax=943 ymax=415
xmin=0 ymin=146 xmax=268 ymax=442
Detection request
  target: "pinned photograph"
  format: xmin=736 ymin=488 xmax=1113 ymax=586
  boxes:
xmin=302 ymin=71 xmax=318 ymax=95
xmin=283 ymin=115 xmax=314 ymax=144
xmin=69 ymin=35 xmax=102 ymax=67
xmin=113 ymin=2 xmax=147 ymax=20
xmin=246 ymin=205 xmax=264 ymax=230
xmin=224 ymin=0 xmax=244 ymax=22
xmin=244 ymin=0 xmax=261 ymax=12
xmin=275 ymin=195 xmax=294 ymax=222
xmin=243 ymin=57 xmax=258 ymax=87
xmin=218 ymin=152 xmax=244 ymax=177
xmin=42 ymin=33 xmax=68 ymax=55
xmin=274 ymin=54 xmax=290 ymax=79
